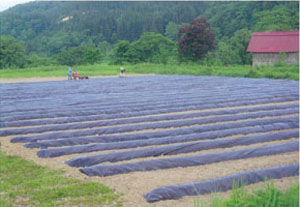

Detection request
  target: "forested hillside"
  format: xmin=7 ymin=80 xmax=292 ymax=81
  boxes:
xmin=0 ymin=1 xmax=298 ymax=68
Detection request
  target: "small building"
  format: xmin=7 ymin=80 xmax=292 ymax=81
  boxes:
xmin=247 ymin=31 xmax=299 ymax=66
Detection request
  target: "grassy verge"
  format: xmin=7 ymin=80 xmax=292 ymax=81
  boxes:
xmin=196 ymin=181 xmax=299 ymax=207
xmin=0 ymin=150 xmax=121 ymax=207
xmin=0 ymin=64 xmax=120 ymax=78
xmin=0 ymin=63 xmax=298 ymax=80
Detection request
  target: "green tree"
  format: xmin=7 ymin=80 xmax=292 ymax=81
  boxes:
xmin=129 ymin=32 xmax=175 ymax=63
xmin=82 ymin=47 xmax=102 ymax=64
xmin=253 ymin=5 xmax=299 ymax=31
xmin=215 ymin=29 xmax=252 ymax=65
xmin=1 ymin=1 xmax=298 ymax=62
xmin=55 ymin=46 xmax=101 ymax=66
xmin=55 ymin=47 xmax=83 ymax=66
xmin=164 ymin=22 xmax=187 ymax=41
xmin=25 ymin=54 xmax=57 ymax=67
xmin=113 ymin=40 xmax=131 ymax=64
xmin=98 ymin=41 xmax=113 ymax=56
xmin=229 ymin=29 xmax=252 ymax=65
xmin=0 ymin=35 xmax=26 ymax=69
xmin=215 ymin=42 xmax=237 ymax=65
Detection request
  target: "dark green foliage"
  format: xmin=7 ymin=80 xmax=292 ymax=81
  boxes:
xmin=113 ymin=40 xmax=131 ymax=64
xmin=97 ymin=41 xmax=113 ymax=61
xmin=203 ymin=2 xmax=299 ymax=42
xmin=0 ymin=1 xmax=298 ymax=67
xmin=253 ymin=4 xmax=299 ymax=31
xmin=229 ymin=29 xmax=252 ymax=65
xmin=82 ymin=47 xmax=102 ymax=64
xmin=164 ymin=22 xmax=187 ymax=41
xmin=55 ymin=47 xmax=84 ymax=66
xmin=215 ymin=29 xmax=252 ymax=65
xmin=274 ymin=52 xmax=287 ymax=67
xmin=55 ymin=46 xmax=101 ymax=66
xmin=178 ymin=18 xmax=216 ymax=61
xmin=25 ymin=54 xmax=57 ymax=67
xmin=214 ymin=42 xmax=236 ymax=65
xmin=0 ymin=35 xmax=26 ymax=69
xmin=113 ymin=33 xmax=176 ymax=64
xmin=130 ymin=33 xmax=175 ymax=63
xmin=0 ymin=1 xmax=204 ymax=56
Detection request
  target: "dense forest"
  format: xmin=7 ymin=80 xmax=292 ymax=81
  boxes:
xmin=0 ymin=1 xmax=299 ymax=68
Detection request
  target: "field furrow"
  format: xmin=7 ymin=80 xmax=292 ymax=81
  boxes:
xmin=1 ymin=75 xmax=298 ymax=206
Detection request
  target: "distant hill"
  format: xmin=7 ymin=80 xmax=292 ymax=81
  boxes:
xmin=0 ymin=1 xmax=298 ymax=57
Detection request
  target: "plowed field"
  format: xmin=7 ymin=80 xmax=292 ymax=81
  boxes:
xmin=1 ymin=75 xmax=299 ymax=207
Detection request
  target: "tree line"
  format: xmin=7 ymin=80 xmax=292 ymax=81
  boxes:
xmin=0 ymin=19 xmax=257 ymax=69
xmin=0 ymin=1 xmax=298 ymax=69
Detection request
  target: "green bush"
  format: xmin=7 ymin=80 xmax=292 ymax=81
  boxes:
xmin=274 ymin=52 xmax=287 ymax=67
xmin=113 ymin=33 xmax=176 ymax=65
xmin=198 ymin=181 xmax=299 ymax=207
xmin=245 ymin=67 xmax=259 ymax=78
xmin=0 ymin=35 xmax=26 ymax=69
xmin=55 ymin=46 xmax=102 ymax=66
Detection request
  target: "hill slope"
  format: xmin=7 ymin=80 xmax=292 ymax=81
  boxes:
xmin=0 ymin=1 xmax=298 ymax=56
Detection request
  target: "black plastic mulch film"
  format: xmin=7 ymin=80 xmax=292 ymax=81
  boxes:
xmin=11 ymin=116 xmax=299 ymax=143
xmin=65 ymin=130 xmax=299 ymax=166
xmin=1 ymin=76 xmax=299 ymax=201
xmin=1 ymin=76 xmax=298 ymax=122
xmin=2 ymin=102 xmax=298 ymax=128
xmin=144 ymin=164 xmax=299 ymax=202
xmin=1 ymin=76 xmax=298 ymax=119
xmin=79 ymin=141 xmax=299 ymax=177
xmin=1 ymin=94 xmax=297 ymax=123
xmin=3 ymin=107 xmax=297 ymax=137
xmin=37 ymin=128 xmax=298 ymax=158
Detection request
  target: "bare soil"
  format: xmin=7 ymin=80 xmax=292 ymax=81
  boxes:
xmin=1 ymin=133 xmax=298 ymax=207
xmin=0 ymin=74 xmax=155 ymax=83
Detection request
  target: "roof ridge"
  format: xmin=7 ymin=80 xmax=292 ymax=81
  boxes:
xmin=253 ymin=34 xmax=299 ymax=36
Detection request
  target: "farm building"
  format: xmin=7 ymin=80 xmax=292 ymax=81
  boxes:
xmin=247 ymin=31 xmax=299 ymax=66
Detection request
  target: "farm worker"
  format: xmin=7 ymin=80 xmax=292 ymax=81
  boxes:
xmin=120 ymin=66 xmax=126 ymax=77
xmin=68 ymin=67 xmax=72 ymax=80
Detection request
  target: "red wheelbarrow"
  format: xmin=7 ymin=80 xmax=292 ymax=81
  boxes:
xmin=72 ymin=71 xmax=88 ymax=80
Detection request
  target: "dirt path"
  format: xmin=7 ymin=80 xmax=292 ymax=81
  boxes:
xmin=0 ymin=74 xmax=155 ymax=83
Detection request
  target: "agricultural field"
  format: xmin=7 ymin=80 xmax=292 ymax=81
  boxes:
xmin=0 ymin=75 xmax=299 ymax=207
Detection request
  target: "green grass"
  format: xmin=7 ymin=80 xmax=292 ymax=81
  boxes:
xmin=0 ymin=150 xmax=121 ymax=207
xmin=0 ymin=64 xmax=120 ymax=78
xmin=0 ymin=63 xmax=298 ymax=80
xmin=196 ymin=180 xmax=299 ymax=207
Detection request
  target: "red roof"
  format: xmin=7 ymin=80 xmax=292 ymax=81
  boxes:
xmin=247 ymin=31 xmax=299 ymax=53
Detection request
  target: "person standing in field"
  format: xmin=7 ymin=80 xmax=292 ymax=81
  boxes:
xmin=68 ymin=67 xmax=72 ymax=80
xmin=120 ymin=66 xmax=126 ymax=77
